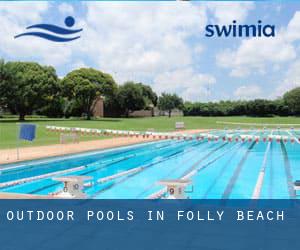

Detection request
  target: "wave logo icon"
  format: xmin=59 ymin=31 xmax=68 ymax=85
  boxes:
xmin=14 ymin=16 xmax=82 ymax=42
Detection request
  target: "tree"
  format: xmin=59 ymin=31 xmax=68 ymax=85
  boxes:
xmin=61 ymin=68 xmax=117 ymax=120
xmin=283 ymin=87 xmax=300 ymax=115
xmin=273 ymin=99 xmax=290 ymax=116
xmin=158 ymin=93 xmax=183 ymax=117
xmin=138 ymin=83 xmax=158 ymax=107
xmin=0 ymin=59 xmax=9 ymax=109
xmin=117 ymin=82 xmax=146 ymax=117
xmin=245 ymin=99 xmax=275 ymax=117
xmin=0 ymin=61 xmax=59 ymax=121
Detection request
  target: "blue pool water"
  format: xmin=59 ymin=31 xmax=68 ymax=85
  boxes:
xmin=0 ymin=130 xmax=299 ymax=199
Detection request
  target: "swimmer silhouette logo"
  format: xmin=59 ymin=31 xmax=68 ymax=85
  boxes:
xmin=14 ymin=16 xmax=82 ymax=42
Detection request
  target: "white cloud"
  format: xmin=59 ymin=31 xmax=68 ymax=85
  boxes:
xmin=193 ymin=44 xmax=204 ymax=55
xmin=273 ymin=60 xmax=300 ymax=98
xmin=207 ymin=2 xmax=255 ymax=24
xmin=78 ymin=2 xmax=207 ymax=83
xmin=286 ymin=11 xmax=300 ymax=42
xmin=216 ymin=11 xmax=300 ymax=78
xmin=234 ymin=85 xmax=262 ymax=100
xmin=217 ymin=34 xmax=296 ymax=77
xmin=62 ymin=61 xmax=89 ymax=77
xmin=58 ymin=61 xmax=88 ymax=79
xmin=58 ymin=3 xmax=74 ymax=15
xmin=269 ymin=11 xmax=300 ymax=98
xmin=0 ymin=2 xmax=48 ymax=23
xmin=153 ymin=68 xmax=216 ymax=101
xmin=71 ymin=61 xmax=88 ymax=69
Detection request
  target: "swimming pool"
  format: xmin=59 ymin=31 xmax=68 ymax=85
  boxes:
xmin=0 ymin=129 xmax=299 ymax=199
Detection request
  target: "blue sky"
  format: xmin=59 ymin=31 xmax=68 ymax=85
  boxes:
xmin=1 ymin=1 xmax=300 ymax=102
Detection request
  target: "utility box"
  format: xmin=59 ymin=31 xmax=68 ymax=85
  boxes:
xmin=175 ymin=122 xmax=185 ymax=130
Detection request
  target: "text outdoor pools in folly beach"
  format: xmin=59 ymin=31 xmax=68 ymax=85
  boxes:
xmin=0 ymin=200 xmax=299 ymax=250
xmin=4 ymin=209 xmax=285 ymax=222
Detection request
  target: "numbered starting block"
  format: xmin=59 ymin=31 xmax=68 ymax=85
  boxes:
xmin=158 ymin=179 xmax=192 ymax=199
xmin=53 ymin=176 xmax=91 ymax=198
xmin=294 ymin=180 xmax=300 ymax=196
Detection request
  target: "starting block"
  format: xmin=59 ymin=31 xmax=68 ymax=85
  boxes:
xmin=294 ymin=180 xmax=300 ymax=196
xmin=158 ymin=179 xmax=192 ymax=199
xmin=53 ymin=176 xmax=91 ymax=198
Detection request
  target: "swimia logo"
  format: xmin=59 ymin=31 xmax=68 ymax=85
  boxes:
xmin=14 ymin=16 xmax=83 ymax=42
xmin=205 ymin=20 xmax=275 ymax=38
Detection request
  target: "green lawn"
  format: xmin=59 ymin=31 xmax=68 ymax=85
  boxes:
xmin=1 ymin=116 xmax=300 ymax=149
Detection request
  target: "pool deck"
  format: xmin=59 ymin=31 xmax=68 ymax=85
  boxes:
xmin=0 ymin=192 xmax=54 ymax=199
xmin=0 ymin=129 xmax=206 ymax=165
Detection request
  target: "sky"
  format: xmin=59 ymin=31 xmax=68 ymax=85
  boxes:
xmin=0 ymin=1 xmax=300 ymax=102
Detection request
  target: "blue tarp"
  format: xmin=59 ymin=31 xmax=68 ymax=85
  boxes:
xmin=19 ymin=124 xmax=36 ymax=141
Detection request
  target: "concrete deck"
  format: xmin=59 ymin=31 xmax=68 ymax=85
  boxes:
xmin=0 ymin=192 xmax=54 ymax=199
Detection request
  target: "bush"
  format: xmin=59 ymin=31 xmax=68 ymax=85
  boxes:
xmin=183 ymin=99 xmax=287 ymax=117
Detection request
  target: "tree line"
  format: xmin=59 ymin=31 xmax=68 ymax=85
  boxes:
xmin=0 ymin=60 xmax=183 ymax=120
xmin=184 ymin=89 xmax=300 ymax=117
xmin=0 ymin=60 xmax=299 ymax=120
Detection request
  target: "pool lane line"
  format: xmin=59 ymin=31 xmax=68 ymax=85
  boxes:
xmin=251 ymin=129 xmax=274 ymax=199
xmin=180 ymin=142 xmax=229 ymax=178
xmin=148 ymin=130 xmax=258 ymax=199
xmin=26 ymin=140 xmax=197 ymax=195
xmin=80 ymin=140 xmax=196 ymax=176
xmin=194 ymin=129 xmax=260 ymax=193
xmin=216 ymin=121 xmax=300 ymax=128
xmin=30 ymin=143 xmax=197 ymax=194
xmin=88 ymin=140 xmax=183 ymax=167
xmin=136 ymin=142 xmax=227 ymax=198
xmin=95 ymin=166 xmax=144 ymax=184
xmin=202 ymin=142 xmax=247 ymax=199
xmin=0 ymin=140 xmax=177 ymax=175
xmin=147 ymin=142 xmax=236 ymax=199
xmin=96 ymin=139 xmax=185 ymax=165
xmin=251 ymin=142 xmax=271 ymax=199
xmin=0 ymin=165 xmax=88 ymax=189
xmin=149 ymin=142 xmax=243 ymax=199
xmin=269 ymin=141 xmax=274 ymax=198
xmin=28 ymin=181 xmax=62 ymax=195
xmin=182 ymin=125 xmax=257 ymax=178
xmin=287 ymin=130 xmax=300 ymax=144
xmin=280 ymin=141 xmax=295 ymax=198
xmin=91 ymin=141 xmax=192 ymax=184
xmin=147 ymin=127 xmax=257 ymax=199
xmin=221 ymin=141 xmax=256 ymax=199
xmin=0 ymin=139 xmax=165 ymax=171
xmin=29 ymin=150 xmax=143 ymax=193
xmin=90 ymin=141 xmax=205 ymax=198
xmin=182 ymin=142 xmax=240 ymax=180
xmin=0 ymin=141 xmax=157 ymax=177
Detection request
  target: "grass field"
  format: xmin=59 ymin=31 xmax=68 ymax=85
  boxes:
xmin=1 ymin=116 xmax=300 ymax=149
